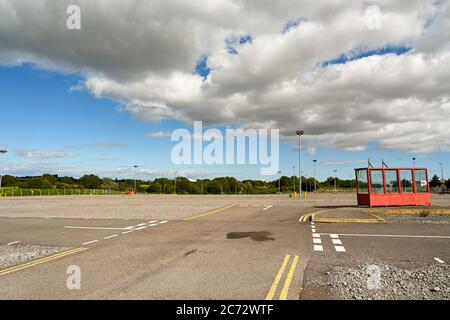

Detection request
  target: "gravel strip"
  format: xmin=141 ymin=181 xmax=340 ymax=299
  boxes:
xmin=328 ymin=262 xmax=450 ymax=300
xmin=0 ymin=244 xmax=70 ymax=270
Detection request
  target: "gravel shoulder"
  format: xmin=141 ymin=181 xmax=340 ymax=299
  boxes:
xmin=0 ymin=244 xmax=70 ymax=270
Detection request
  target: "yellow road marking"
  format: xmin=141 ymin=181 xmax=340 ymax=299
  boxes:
xmin=183 ymin=205 xmax=234 ymax=221
xmin=0 ymin=247 xmax=88 ymax=276
xmin=279 ymin=255 xmax=299 ymax=300
xmin=299 ymin=209 xmax=332 ymax=222
xmin=265 ymin=255 xmax=290 ymax=300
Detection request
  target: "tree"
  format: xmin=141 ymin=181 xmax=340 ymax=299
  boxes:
xmin=42 ymin=174 xmax=58 ymax=185
xmin=101 ymin=177 xmax=119 ymax=190
xmin=79 ymin=174 xmax=102 ymax=189
xmin=430 ymin=175 xmax=441 ymax=188
xmin=0 ymin=175 xmax=17 ymax=187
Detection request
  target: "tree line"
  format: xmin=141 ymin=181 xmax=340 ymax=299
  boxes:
xmin=1 ymin=173 xmax=447 ymax=194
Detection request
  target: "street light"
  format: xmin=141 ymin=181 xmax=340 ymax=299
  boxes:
xmin=439 ymin=162 xmax=444 ymax=184
xmin=296 ymin=130 xmax=304 ymax=198
xmin=133 ymin=165 xmax=139 ymax=192
xmin=412 ymin=157 xmax=416 ymax=168
xmin=313 ymin=160 xmax=317 ymax=193
xmin=0 ymin=149 xmax=7 ymax=190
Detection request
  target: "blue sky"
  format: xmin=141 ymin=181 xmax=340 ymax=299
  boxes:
xmin=0 ymin=64 xmax=447 ymax=181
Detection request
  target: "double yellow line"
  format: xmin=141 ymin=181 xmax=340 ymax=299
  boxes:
xmin=265 ymin=254 xmax=299 ymax=300
xmin=0 ymin=247 xmax=87 ymax=276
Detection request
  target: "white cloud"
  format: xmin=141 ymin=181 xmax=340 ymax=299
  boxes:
xmin=15 ymin=149 xmax=77 ymax=159
xmin=1 ymin=0 xmax=449 ymax=153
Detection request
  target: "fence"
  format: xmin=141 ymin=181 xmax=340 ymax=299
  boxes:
xmin=0 ymin=188 xmax=123 ymax=197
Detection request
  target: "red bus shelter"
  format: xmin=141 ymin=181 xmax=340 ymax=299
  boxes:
xmin=355 ymin=167 xmax=431 ymax=207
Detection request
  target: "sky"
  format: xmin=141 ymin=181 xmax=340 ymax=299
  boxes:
xmin=0 ymin=0 xmax=449 ymax=181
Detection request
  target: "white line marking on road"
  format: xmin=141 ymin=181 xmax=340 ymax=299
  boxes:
xmin=313 ymin=245 xmax=323 ymax=251
xmin=434 ymin=257 xmax=445 ymax=264
xmin=148 ymin=223 xmax=158 ymax=226
xmin=124 ymin=226 xmax=135 ymax=230
xmin=335 ymin=246 xmax=346 ymax=252
xmin=262 ymin=205 xmax=273 ymax=212
xmin=82 ymin=240 xmax=99 ymax=245
xmin=322 ymin=233 xmax=450 ymax=239
xmin=330 ymin=234 xmax=339 ymax=239
xmin=159 ymin=220 xmax=168 ymax=224
xmin=148 ymin=220 xmax=158 ymax=224
xmin=313 ymin=238 xmax=322 ymax=244
xmin=121 ymin=231 xmax=133 ymax=234
xmin=332 ymin=239 xmax=342 ymax=245
xmin=65 ymin=226 xmax=128 ymax=230
xmin=137 ymin=223 xmax=147 ymax=227
xmin=312 ymin=233 xmax=320 ymax=238
xmin=103 ymin=234 xmax=118 ymax=239
xmin=311 ymin=228 xmax=316 ymax=232
xmin=135 ymin=226 xmax=146 ymax=230
xmin=7 ymin=241 xmax=21 ymax=246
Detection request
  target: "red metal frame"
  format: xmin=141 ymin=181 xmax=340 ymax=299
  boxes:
xmin=355 ymin=167 xmax=431 ymax=207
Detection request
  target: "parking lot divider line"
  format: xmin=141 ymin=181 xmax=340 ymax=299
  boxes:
xmin=183 ymin=205 xmax=235 ymax=221
xmin=265 ymin=255 xmax=290 ymax=300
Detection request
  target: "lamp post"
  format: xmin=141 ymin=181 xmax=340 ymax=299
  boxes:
xmin=313 ymin=160 xmax=317 ymax=193
xmin=412 ymin=157 xmax=416 ymax=168
xmin=439 ymin=162 xmax=444 ymax=184
xmin=0 ymin=149 xmax=7 ymax=190
xmin=296 ymin=130 xmax=304 ymax=198
xmin=133 ymin=165 xmax=138 ymax=192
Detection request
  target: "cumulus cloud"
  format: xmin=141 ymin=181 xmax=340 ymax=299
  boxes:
xmin=1 ymin=0 xmax=449 ymax=153
xmin=15 ymin=149 xmax=77 ymax=159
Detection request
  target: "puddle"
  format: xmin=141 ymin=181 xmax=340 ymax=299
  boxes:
xmin=226 ymin=231 xmax=274 ymax=241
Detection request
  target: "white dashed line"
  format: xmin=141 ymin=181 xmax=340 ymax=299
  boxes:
xmin=330 ymin=234 xmax=339 ymax=239
xmin=262 ymin=205 xmax=273 ymax=212
xmin=313 ymin=238 xmax=322 ymax=244
xmin=82 ymin=240 xmax=99 ymax=245
xmin=159 ymin=220 xmax=168 ymax=224
xmin=335 ymin=246 xmax=346 ymax=252
xmin=124 ymin=226 xmax=135 ymax=230
xmin=148 ymin=220 xmax=158 ymax=224
xmin=434 ymin=257 xmax=445 ymax=264
xmin=121 ymin=231 xmax=133 ymax=234
xmin=135 ymin=226 xmax=146 ymax=230
xmin=312 ymin=233 xmax=320 ymax=238
xmin=137 ymin=223 xmax=147 ymax=227
xmin=311 ymin=228 xmax=316 ymax=233
xmin=7 ymin=241 xmax=21 ymax=246
xmin=148 ymin=223 xmax=158 ymax=227
xmin=103 ymin=234 xmax=118 ymax=239
xmin=332 ymin=239 xmax=342 ymax=245
xmin=313 ymin=245 xmax=323 ymax=251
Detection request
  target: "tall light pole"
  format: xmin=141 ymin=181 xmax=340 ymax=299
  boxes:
xmin=439 ymin=162 xmax=444 ymax=184
xmin=133 ymin=165 xmax=139 ymax=192
xmin=0 ymin=149 xmax=7 ymax=190
xmin=296 ymin=130 xmax=304 ymax=198
xmin=313 ymin=160 xmax=317 ymax=193
xmin=412 ymin=157 xmax=416 ymax=168
xmin=333 ymin=169 xmax=338 ymax=193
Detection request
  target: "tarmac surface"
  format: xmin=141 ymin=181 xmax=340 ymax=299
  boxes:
xmin=0 ymin=194 xmax=449 ymax=299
